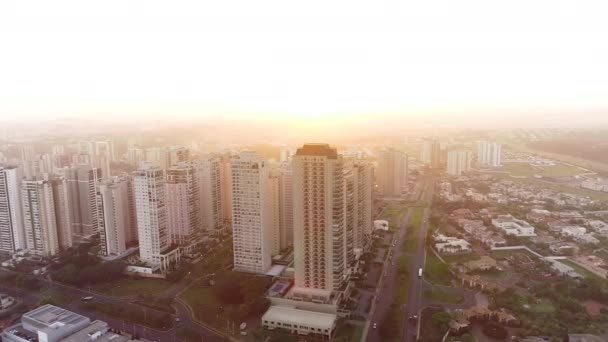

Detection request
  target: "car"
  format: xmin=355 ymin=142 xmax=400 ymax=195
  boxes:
xmin=175 ymin=317 xmax=181 ymax=322
xmin=81 ymin=296 xmax=93 ymax=301
xmin=384 ymin=272 xmax=387 ymax=277
xmin=373 ymin=323 xmax=377 ymax=329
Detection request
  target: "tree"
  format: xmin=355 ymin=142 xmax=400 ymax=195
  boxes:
xmin=431 ymin=312 xmax=451 ymax=327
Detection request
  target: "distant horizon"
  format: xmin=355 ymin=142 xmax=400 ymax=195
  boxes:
xmin=2 ymin=1 xmax=608 ymax=125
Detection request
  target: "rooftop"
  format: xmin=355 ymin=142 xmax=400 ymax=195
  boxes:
xmin=24 ymin=304 xmax=90 ymax=329
xmin=295 ymin=143 xmax=338 ymax=159
xmin=262 ymin=306 xmax=337 ymax=330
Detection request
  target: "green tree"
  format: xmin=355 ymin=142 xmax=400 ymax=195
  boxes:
xmin=431 ymin=312 xmax=451 ymax=327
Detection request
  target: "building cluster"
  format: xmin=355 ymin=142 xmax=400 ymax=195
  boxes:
xmin=0 ymin=141 xmax=237 ymax=274
xmin=2 ymin=304 xmax=148 ymax=342
xmin=1 ymin=142 xmax=374 ymax=280
xmin=259 ymin=144 xmax=375 ymax=339
xmin=477 ymin=140 xmax=502 ymax=168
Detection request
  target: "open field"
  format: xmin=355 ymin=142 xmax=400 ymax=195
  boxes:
xmin=500 ymin=162 xmax=584 ymax=177
xmin=424 ymin=250 xmax=452 ymax=286
xmin=382 ymin=204 xmax=408 ymax=231
xmin=93 ymin=277 xmax=175 ymax=297
xmin=442 ymin=253 xmax=481 ymax=264
xmin=402 ymin=208 xmax=422 ymax=253
xmin=559 ymin=259 xmax=602 ymax=280
xmin=490 ymin=248 xmax=540 ymax=260
xmin=423 ymin=286 xmax=464 ymax=304
xmin=528 ymin=299 xmax=556 ymax=313
xmin=394 ymin=253 xmax=410 ymax=305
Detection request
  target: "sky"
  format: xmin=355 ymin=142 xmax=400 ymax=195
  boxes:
xmin=1 ymin=0 xmax=607 ymax=124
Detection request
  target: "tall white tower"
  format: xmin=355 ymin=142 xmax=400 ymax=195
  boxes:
xmin=230 ymin=152 xmax=275 ymax=274
xmin=0 ymin=166 xmax=25 ymax=253
xmin=292 ymin=144 xmax=348 ymax=292
xmin=97 ymin=177 xmax=130 ymax=256
xmin=166 ymin=162 xmax=200 ymax=246
xmin=134 ymin=163 xmax=169 ymax=267
xmin=21 ymin=180 xmax=60 ymax=257
xmin=377 ymin=148 xmax=408 ymax=197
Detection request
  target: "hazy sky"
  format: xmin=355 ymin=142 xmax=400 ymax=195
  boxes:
xmin=1 ymin=0 xmax=607 ymax=123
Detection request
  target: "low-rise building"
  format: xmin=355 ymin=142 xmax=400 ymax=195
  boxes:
xmin=0 ymin=294 xmax=15 ymax=310
xmin=545 ymin=259 xmax=581 ymax=278
xmin=464 ymin=256 xmax=498 ymax=271
xmin=492 ymin=215 xmax=536 ymax=237
xmin=434 ymin=233 xmax=471 ymax=254
xmin=588 ymin=220 xmax=608 ymax=235
xmin=261 ymin=306 xmax=337 ymax=339
xmin=1 ymin=305 xmax=146 ymax=342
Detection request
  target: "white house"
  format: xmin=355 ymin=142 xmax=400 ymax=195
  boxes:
xmin=433 ymin=233 xmax=471 ymax=254
xmin=262 ymin=306 xmax=337 ymax=339
xmin=374 ymin=220 xmax=389 ymax=231
xmin=492 ymin=215 xmax=536 ymax=237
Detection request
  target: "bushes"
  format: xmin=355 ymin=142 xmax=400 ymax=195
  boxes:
xmin=53 ymin=260 xmax=125 ymax=286
xmin=81 ymin=302 xmax=172 ymax=330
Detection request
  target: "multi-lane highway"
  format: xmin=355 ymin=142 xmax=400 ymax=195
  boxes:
xmin=365 ymin=177 xmax=435 ymax=342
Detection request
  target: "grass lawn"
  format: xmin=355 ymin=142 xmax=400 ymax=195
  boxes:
xmin=470 ymin=269 xmax=507 ymax=279
xmin=529 ymin=300 xmax=556 ymax=313
xmin=494 ymin=173 xmax=608 ymax=201
xmin=39 ymin=288 xmax=75 ymax=306
xmin=500 ymin=162 xmax=583 ymax=177
xmin=419 ymin=307 xmax=449 ymax=342
xmin=442 ymin=253 xmax=481 ymax=264
xmin=393 ymin=254 xmax=410 ymax=305
xmin=423 ymin=287 xmax=464 ymax=304
xmin=402 ymin=208 xmax=422 ymax=253
xmin=490 ymin=248 xmax=540 ymax=260
xmin=559 ymin=259 xmax=602 ymax=280
xmin=94 ymin=277 xmax=175 ymax=297
xmin=424 ymin=250 xmax=452 ymax=286
xmin=180 ymin=282 xmax=220 ymax=321
xmin=334 ymin=322 xmax=364 ymax=342
xmin=383 ymin=204 xmax=407 ymax=231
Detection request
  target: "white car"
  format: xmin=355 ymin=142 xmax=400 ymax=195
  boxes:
xmin=373 ymin=323 xmax=377 ymax=329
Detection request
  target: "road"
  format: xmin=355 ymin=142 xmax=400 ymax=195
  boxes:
xmin=0 ymin=268 xmax=226 ymax=342
xmin=365 ymin=207 xmax=412 ymax=342
xmin=402 ymin=178 xmax=434 ymax=341
xmin=365 ymin=177 xmax=435 ymax=342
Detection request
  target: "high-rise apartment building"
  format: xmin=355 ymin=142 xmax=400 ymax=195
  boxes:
xmin=127 ymin=147 xmax=146 ymax=165
xmin=170 ymin=147 xmax=189 ymax=166
xmin=195 ymin=154 xmax=224 ymax=232
xmin=21 ymin=180 xmax=60 ymax=257
xmin=96 ymin=177 xmax=130 ymax=256
xmin=50 ymin=176 xmax=73 ymax=250
xmin=134 ymin=163 xmax=170 ymax=269
xmin=477 ymin=141 xmax=502 ymax=167
xmin=377 ymin=148 xmax=407 ymax=197
xmin=145 ymin=147 xmax=171 ymax=170
xmin=268 ymin=167 xmax=281 ymax=255
xmin=166 ymin=163 xmax=200 ymax=248
xmin=352 ymin=159 xmax=373 ymax=251
xmin=125 ymin=176 xmax=139 ymax=244
xmin=62 ymin=166 xmax=102 ymax=238
xmin=292 ymin=144 xmax=348 ymax=292
xmin=447 ymin=151 xmax=472 ymax=176
xmin=421 ymin=139 xmax=441 ymax=167
xmin=0 ymin=166 xmax=25 ymax=254
xmin=219 ymin=153 xmax=233 ymax=227
xmin=278 ymin=161 xmax=293 ymax=249
xmin=230 ymin=152 xmax=275 ymax=274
